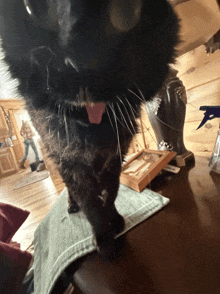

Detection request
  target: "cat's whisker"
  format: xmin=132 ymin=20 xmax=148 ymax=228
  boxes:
xmin=120 ymin=97 xmax=145 ymax=150
xmin=124 ymin=97 xmax=138 ymax=122
xmin=48 ymin=126 xmax=52 ymax=152
xmin=57 ymin=130 xmax=62 ymax=163
xmin=106 ymin=105 xmax=116 ymax=132
xmin=124 ymin=98 xmax=141 ymax=119
xmin=58 ymin=103 xmax=62 ymax=116
xmin=64 ymin=110 xmax=70 ymax=147
xmin=117 ymin=96 xmax=136 ymax=134
xmin=125 ymin=97 xmax=157 ymax=144
xmin=137 ymin=87 xmax=146 ymax=103
xmin=116 ymin=102 xmax=134 ymax=137
xmin=108 ymin=103 xmax=125 ymax=128
xmin=127 ymin=88 xmax=145 ymax=103
xmin=109 ymin=103 xmax=122 ymax=165
xmin=46 ymin=65 xmax=50 ymax=90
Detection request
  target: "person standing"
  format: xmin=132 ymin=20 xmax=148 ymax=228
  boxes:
xmin=19 ymin=120 xmax=40 ymax=169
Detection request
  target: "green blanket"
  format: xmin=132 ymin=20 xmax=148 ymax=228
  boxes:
xmin=33 ymin=184 xmax=170 ymax=294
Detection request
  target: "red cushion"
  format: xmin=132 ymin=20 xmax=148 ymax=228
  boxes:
xmin=0 ymin=241 xmax=32 ymax=294
xmin=0 ymin=203 xmax=32 ymax=294
xmin=0 ymin=203 xmax=30 ymax=243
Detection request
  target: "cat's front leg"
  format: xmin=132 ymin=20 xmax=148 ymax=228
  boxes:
xmin=61 ymin=161 xmax=124 ymax=260
xmin=98 ymin=157 xmax=125 ymax=238
xmin=67 ymin=189 xmax=80 ymax=213
xmin=85 ymin=175 xmax=125 ymax=260
xmin=72 ymin=182 xmax=124 ymax=260
xmin=82 ymin=197 xmax=124 ymax=261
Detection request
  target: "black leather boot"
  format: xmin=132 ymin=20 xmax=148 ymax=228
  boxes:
xmin=145 ymin=68 xmax=195 ymax=167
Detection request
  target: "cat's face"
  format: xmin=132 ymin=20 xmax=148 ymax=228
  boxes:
xmin=0 ymin=0 xmax=178 ymax=126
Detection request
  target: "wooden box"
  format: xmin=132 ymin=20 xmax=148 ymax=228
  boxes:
xmin=120 ymin=149 xmax=176 ymax=192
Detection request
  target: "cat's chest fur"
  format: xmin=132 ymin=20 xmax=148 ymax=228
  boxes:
xmin=0 ymin=0 xmax=179 ymax=260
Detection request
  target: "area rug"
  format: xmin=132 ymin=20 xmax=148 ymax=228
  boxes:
xmin=14 ymin=170 xmax=50 ymax=190
xmin=33 ymin=185 xmax=170 ymax=294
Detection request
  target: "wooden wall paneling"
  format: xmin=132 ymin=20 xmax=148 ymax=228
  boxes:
xmin=0 ymin=105 xmax=9 ymax=149
xmin=173 ymin=0 xmax=220 ymax=56
xmin=180 ymin=63 xmax=220 ymax=92
xmin=0 ymin=99 xmax=26 ymax=168
xmin=0 ymin=128 xmax=9 ymax=146
xmin=190 ymin=75 xmax=220 ymax=96
xmin=0 ymin=147 xmax=19 ymax=177
xmin=171 ymin=45 xmax=220 ymax=157
xmin=0 ymin=107 xmax=8 ymax=130
xmin=9 ymin=109 xmax=25 ymax=163
xmin=184 ymin=79 xmax=220 ymax=157
xmin=187 ymin=84 xmax=220 ymax=108
xmin=174 ymin=46 xmax=220 ymax=77
xmin=184 ymin=119 xmax=220 ymax=156
xmin=174 ymin=46 xmax=220 ymax=91
xmin=185 ymin=93 xmax=220 ymax=123
xmin=0 ymin=99 xmax=24 ymax=110
xmin=184 ymin=88 xmax=220 ymax=157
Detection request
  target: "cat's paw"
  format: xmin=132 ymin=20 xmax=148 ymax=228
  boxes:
xmin=109 ymin=214 xmax=125 ymax=236
xmin=95 ymin=215 xmax=125 ymax=261
xmin=68 ymin=202 xmax=80 ymax=213
xmin=95 ymin=232 xmax=124 ymax=262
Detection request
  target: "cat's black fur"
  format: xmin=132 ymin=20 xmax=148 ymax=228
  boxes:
xmin=0 ymin=0 xmax=179 ymax=259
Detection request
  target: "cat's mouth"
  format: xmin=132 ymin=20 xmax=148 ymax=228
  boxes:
xmin=61 ymin=86 xmax=107 ymax=125
xmin=85 ymin=102 xmax=106 ymax=124
xmin=65 ymin=100 xmax=106 ymax=125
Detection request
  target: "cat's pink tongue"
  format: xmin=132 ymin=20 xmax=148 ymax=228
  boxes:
xmin=85 ymin=103 xmax=106 ymax=124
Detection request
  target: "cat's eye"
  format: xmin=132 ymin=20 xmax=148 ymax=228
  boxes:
xmin=23 ymin=0 xmax=50 ymax=19
xmin=23 ymin=0 xmax=46 ymax=18
xmin=23 ymin=0 xmax=59 ymax=30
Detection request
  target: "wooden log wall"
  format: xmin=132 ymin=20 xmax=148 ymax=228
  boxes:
xmin=174 ymin=45 xmax=220 ymax=157
xmin=132 ymin=45 xmax=220 ymax=157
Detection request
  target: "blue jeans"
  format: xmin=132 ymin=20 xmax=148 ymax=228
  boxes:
xmin=21 ymin=138 xmax=40 ymax=162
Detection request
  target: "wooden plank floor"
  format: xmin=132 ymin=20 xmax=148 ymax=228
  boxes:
xmin=0 ymin=168 xmax=66 ymax=250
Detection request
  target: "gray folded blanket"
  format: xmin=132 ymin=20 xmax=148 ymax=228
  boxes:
xmin=33 ymin=184 xmax=170 ymax=294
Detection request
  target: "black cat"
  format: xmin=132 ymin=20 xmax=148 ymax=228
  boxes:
xmin=0 ymin=0 xmax=179 ymax=259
